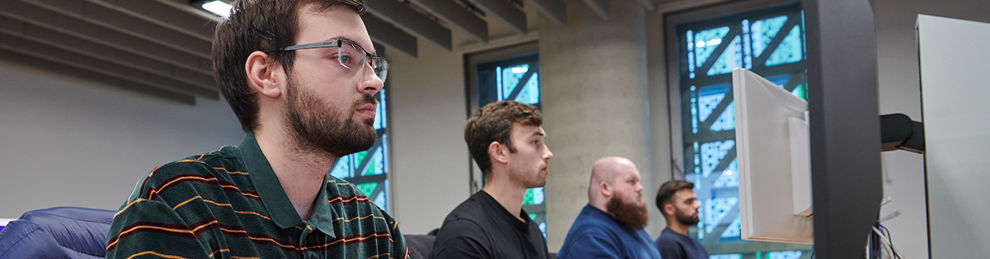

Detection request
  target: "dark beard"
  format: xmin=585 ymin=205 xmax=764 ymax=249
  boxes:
xmin=285 ymin=77 xmax=377 ymax=157
xmin=606 ymin=196 xmax=649 ymax=230
xmin=676 ymin=208 xmax=700 ymax=225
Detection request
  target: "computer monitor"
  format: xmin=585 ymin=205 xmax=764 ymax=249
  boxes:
xmin=733 ymin=68 xmax=813 ymax=244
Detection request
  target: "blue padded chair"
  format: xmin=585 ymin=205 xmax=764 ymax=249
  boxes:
xmin=0 ymin=207 xmax=115 ymax=258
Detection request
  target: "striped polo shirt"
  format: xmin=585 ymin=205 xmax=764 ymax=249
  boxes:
xmin=106 ymin=134 xmax=407 ymax=258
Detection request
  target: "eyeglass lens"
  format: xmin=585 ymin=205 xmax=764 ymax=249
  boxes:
xmin=337 ymin=41 xmax=388 ymax=83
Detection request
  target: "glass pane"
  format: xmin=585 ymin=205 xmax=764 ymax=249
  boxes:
xmin=709 ymin=102 xmax=735 ymax=132
xmin=694 ymin=27 xmax=731 ymax=68
xmin=500 ymin=64 xmax=530 ymax=100
xmin=523 ymin=187 xmax=545 ymax=205
xmin=356 ymin=182 xmax=378 ymax=197
xmin=697 ymin=84 xmax=730 ymax=122
xmin=768 ymin=250 xmax=804 ymax=259
xmin=515 ymin=73 xmax=540 ymax=105
xmin=751 ymin=16 xmax=788 ymax=57
xmin=765 ymin=25 xmax=804 ymax=66
xmin=331 ymin=155 xmax=352 ymax=179
xmin=707 ymin=35 xmax=743 ymax=75
xmin=374 ymin=89 xmax=387 ymax=130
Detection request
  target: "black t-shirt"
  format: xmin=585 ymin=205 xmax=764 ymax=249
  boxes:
xmin=656 ymin=227 xmax=709 ymax=259
xmin=431 ymin=190 xmax=550 ymax=259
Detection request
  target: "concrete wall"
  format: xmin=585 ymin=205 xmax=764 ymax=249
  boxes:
xmin=0 ymin=61 xmax=243 ymax=219
xmin=539 ymin=0 xmax=657 ymax=251
xmin=646 ymin=5 xmax=675 ymax=236
xmin=387 ymin=37 xmax=471 ymax=235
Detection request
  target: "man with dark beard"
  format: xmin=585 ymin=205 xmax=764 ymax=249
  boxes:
xmin=557 ymin=156 xmax=661 ymax=259
xmin=655 ymin=180 xmax=708 ymax=259
xmin=106 ymin=1 xmax=406 ymax=258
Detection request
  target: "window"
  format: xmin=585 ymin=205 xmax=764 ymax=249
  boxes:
xmin=330 ymin=89 xmax=391 ymax=212
xmin=467 ymin=43 xmax=547 ymax=238
xmin=669 ymin=2 xmax=811 ymax=258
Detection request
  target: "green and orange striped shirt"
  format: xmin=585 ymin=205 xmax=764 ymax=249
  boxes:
xmin=106 ymin=134 xmax=407 ymax=258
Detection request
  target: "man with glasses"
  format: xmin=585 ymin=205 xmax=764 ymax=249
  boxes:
xmin=106 ymin=0 xmax=404 ymax=258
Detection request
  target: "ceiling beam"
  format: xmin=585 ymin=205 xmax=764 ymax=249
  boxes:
xmin=366 ymin=0 xmax=451 ymax=50
xmin=23 ymin=0 xmax=212 ymax=58
xmin=582 ymin=0 xmax=609 ymax=20
xmin=89 ymin=0 xmax=217 ymax=40
xmin=0 ymin=16 xmax=215 ymax=90
xmin=529 ymin=0 xmax=566 ymax=26
xmin=634 ymin=0 xmax=656 ymax=11
xmin=0 ymin=48 xmax=196 ymax=104
xmin=364 ymin=14 xmax=418 ymax=57
xmin=0 ymin=32 xmax=218 ymax=99
xmin=407 ymin=0 xmax=488 ymax=43
xmin=656 ymin=0 xmax=731 ymax=13
xmin=465 ymin=0 xmax=527 ymax=34
xmin=0 ymin=1 xmax=213 ymax=74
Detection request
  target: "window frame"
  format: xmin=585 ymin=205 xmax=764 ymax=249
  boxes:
xmin=663 ymin=0 xmax=814 ymax=256
xmin=464 ymin=42 xmax=539 ymax=194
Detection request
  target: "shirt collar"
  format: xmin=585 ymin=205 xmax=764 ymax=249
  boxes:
xmin=478 ymin=190 xmax=532 ymax=229
xmin=239 ymin=133 xmax=303 ymax=229
xmin=584 ymin=204 xmax=643 ymax=235
xmin=583 ymin=204 xmax=622 ymax=226
xmin=307 ymin=174 xmax=337 ymax=237
xmin=239 ymin=133 xmax=337 ymax=238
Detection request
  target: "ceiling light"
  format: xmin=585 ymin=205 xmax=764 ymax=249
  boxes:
xmin=200 ymin=0 xmax=232 ymax=18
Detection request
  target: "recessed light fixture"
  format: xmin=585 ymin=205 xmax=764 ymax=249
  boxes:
xmin=199 ymin=0 xmax=232 ymax=18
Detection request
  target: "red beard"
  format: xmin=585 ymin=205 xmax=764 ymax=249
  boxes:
xmin=606 ymin=196 xmax=649 ymax=230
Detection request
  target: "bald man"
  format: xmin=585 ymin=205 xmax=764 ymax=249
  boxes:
xmin=557 ymin=157 xmax=661 ymax=259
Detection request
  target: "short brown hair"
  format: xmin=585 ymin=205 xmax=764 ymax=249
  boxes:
xmin=464 ymin=100 xmax=542 ymax=175
xmin=212 ymin=0 xmax=366 ymax=132
xmin=655 ymin=180 xmax=694 ymax=218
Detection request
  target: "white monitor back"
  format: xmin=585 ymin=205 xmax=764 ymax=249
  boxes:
xmin=733 ymin=68 xmax=813 ymax=244
xmin=918 ymin=15 xmax=990 ymax=258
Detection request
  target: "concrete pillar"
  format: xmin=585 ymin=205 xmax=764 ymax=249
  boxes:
xmin=539 ymin=0 xmax=653 ymax=252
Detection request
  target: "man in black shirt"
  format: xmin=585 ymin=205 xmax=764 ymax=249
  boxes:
xmin=655 ymin=180 xmax=709 ymax=259
xmin=431 ymin=100 xmax=554 ymax=259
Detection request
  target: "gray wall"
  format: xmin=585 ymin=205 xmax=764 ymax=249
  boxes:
xmin=539 ymin=0 xmax=653 ymax=252
xmin=387 ymin=36 xmax=471 ymax=235
xmin=0 ymin=61 xmax=243 ymax=219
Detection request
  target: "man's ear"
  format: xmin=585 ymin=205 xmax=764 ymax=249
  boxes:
xmin=599 ymin=181 xmax=612 ymax=199
xmin=488 ymin=141 xmax=508 ymax=164
xmin=663 ymin=203 xmax=674 ymax=217
xmin=245 ymin=50 xmax=284 ymax=98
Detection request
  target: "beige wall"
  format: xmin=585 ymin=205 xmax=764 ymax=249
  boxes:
xmin=0 ymin=61 xmax=243 ymax=219
xmin=539 ymin=0 xmax=658 ymax=252
xmin=386 ymin=36 xmax=471 ymax=235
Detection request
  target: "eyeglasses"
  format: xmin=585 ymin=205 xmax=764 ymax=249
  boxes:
xmin=273 ymin=38 xmax=389 ymax=83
